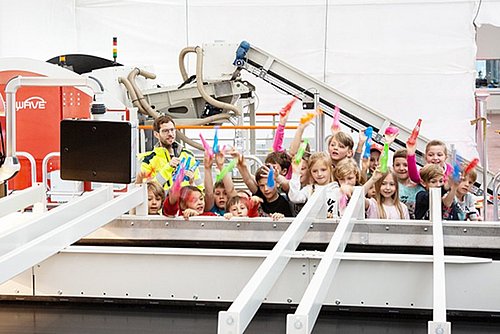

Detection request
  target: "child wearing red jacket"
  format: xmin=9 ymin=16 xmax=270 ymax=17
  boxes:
xmin=163 ymin=185 xmax=216 ymax=220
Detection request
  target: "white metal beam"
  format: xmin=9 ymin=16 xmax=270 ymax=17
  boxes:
xmin=286 ymin=187 xmax=365 ymax=334
xmin=428 ymin=187 xmax=451 ymax=334
xmin=0 ymin=185 xmax=146 ymax=285
xmin=0 ymin=184 xmax=44 ymax=218
xmin=217 ymin=186 xmax=326 ymax=334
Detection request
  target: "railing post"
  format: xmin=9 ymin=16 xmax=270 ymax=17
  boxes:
xmin=286 ymin=186 xmax=365 ymax=334
xmin=475 ymin=91 xmax=490 ymax=221
xmin=218 ymin=187 xmax=326 ymax=334
xmin=428 ymin=187 xmax=451 ymax=334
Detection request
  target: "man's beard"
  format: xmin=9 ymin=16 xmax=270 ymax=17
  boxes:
xmin=160 ymin=137 xmax=173 ymax=148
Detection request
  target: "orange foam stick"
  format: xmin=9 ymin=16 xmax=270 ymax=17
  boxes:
xmin=300 ymin=112 xmax=316 ymax=124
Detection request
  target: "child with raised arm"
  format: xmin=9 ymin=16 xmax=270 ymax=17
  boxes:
xmin=288 ymin=151 xmax=343 ymax=219
xmin=393 ymin=149 xmax=424 ymax=219
xmin=162 ymin=185 xmax=216 ymax=220
xmin=414 ymin=164 xmax=459 ymax=220
xmin=230 ymin=148 xmax=293 ymax=218
xmin=406 ymin=139 xmax=452 ymax=184
xmin=203 ymin=150 xmax=237 ymax=216
xmin=455 ymin=166 xmax=480 ymax=221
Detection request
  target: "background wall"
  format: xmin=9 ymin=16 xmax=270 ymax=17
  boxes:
xmin=0 ymin=0 xmax=498 ymax=158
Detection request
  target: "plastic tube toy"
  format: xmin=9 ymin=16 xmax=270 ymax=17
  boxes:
xmin=363 ymin=127 xmax=373 ymax=159
xmin=199 ymin=133 xmax=214 ymax=157
xmin=280 ymin=98 xmax=297 ymax=117
xmin=464 ymin=158 xmax=479 ymax=175
xmin=213 ymin=126 xmax=220 ymax=154
xmin=267 ymin=167 xmax=275 ymax=189
xmin=332 ymin=105 xmax=340 ymax=131
xmin=407 ymin=119 xmax=422 ymax=146
xmin=216 ymin=158 xmax=238 ymax=182
xmin=295 ymin=139 xmax=309 ymax=164
xmin=379 ymin=143 xmax=389 ymax=173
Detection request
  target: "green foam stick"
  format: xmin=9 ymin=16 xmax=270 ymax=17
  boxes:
xmin=216 ymin=158 xmax=238 ymax=182
xmin=295 ymin=139 xmax=309 ymax=164
xmin=379 ymin=143 xmax=389 ymax=173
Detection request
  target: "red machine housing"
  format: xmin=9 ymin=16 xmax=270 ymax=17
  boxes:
xmin=0 ymin=68 xmax=92 ymax=190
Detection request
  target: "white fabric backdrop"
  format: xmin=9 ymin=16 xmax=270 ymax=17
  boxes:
xmin=0 ymin=0 xmax=491 ymax=158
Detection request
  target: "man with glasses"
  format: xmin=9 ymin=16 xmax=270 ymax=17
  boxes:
xmin=140 ymin=115 xmax=203 ymax=191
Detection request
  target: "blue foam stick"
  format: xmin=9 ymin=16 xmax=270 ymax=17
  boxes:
xmin=453 ymin=162 xmax=461 ymax=182
xmin=267 ymin=167 xmax=275 ymax=189
xmin=363 ymin=127 xmax=373 ymax=159
xmin=213 ymin=127 xmax=219 ymax=154
xmin=172 ymin=157 xmax=186 ymax=181
xmin=184 ymin=160 xmax=200 ymax=181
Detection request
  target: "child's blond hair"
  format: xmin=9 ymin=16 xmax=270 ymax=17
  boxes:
xmin=147 ymin=181 xmax=165 ymax=202
xmin=419 ymin=164 xmax=444 ymax=183
xmin=334 ymin=158 xmax=363 ymax=185
xmin=307 ymin=152 xmax=334 ymax=184
xmin=425 ymin=140 xmax=448 ymax=157
xmin=327 ymin=131 xmax=354 ymax=150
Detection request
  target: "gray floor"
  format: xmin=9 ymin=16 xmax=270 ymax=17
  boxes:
xmin=0 ymin=303 xmax=499 ymax=334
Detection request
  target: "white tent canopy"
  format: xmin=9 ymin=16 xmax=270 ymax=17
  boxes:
xmin=0 ymin=0 xmax=494 ymax=158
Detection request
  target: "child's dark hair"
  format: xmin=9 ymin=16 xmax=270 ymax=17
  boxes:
xmin=255 ymin=166 xmax=273 ymax=183
xmin=265 ymin=151 xmax=292 ymax=174
xmin=214 ymin=180 xmax=225 ymax=190
xmin=393 ymin=149 xmax=407 ymax=163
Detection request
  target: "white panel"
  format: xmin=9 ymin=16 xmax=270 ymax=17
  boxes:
xmin=326 ymin=1 xmax=478 ymax=158
xmin=0 ymin=0 xmax=77 ymax=59
xmin=75 ymin=0 xmax=186 ymax=83
xmin=0 ymin=269 xmax=33 ymax=296
xmin=34 ymin=248 xmax=311 ymax=303
xmin=29 ymin=246 xmax=500 ymax=313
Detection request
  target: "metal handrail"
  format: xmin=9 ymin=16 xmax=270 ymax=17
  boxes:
xmin=286 ymin=186 xmax=365 ymax=334
xmin=492 ymin=170 xmax=500 ymax=221
xmin=16 ymin=151 xmax=36 ymax=186
xmin=42 ymin=152 xmax=60 ymax=192
xmin=217 ymin=186 xmax=327 ymax=334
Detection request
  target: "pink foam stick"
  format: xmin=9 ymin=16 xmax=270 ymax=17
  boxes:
xmin=384 ymin=126 xmax=399 ymax=136
xmin=332 ymin=105 xmax=340 ymax=130
xmin=199 ymin=133 xmax=213 ymax=157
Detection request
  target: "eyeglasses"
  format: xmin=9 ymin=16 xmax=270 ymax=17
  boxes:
xmin=161 ymin=128 xmax=176 ymax=133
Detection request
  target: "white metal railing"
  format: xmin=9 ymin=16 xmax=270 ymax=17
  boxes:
xmin=428 ymin=187 xmax=451 ymax=334
xmin=0 ymin=184 xmax=148 ymax=285
xmin=16 ymin=151 xmax=37 ymax=186
xmin=492 ymin=170 xmax=500 ymax=221
xmin=217 ymin=186 xmax=327 ymax=334
xmin=286 ymin=186 xmax=365 ymax=334
xmin=42 ymin=152 xmax=60 ymax=192
xmin=0 ymin=184 xmax=45 ymax=218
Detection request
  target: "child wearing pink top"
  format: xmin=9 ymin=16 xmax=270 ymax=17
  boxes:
xmin=406 ymin=139 xmax=452 ymax=184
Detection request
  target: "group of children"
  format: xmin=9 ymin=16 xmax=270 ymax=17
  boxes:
xmin=142 ymin=106 xmax=481 ymax=222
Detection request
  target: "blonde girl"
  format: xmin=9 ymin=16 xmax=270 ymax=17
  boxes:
xmin=288 ymin=152 xmax=342 ymax=218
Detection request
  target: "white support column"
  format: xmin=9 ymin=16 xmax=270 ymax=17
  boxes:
xmin=217 ymin=187 xmax=326 ymax=334
xmin=0 ymin=184 xmax=44 ymax=218
xmin=428 ymin=187 xmax=451 ymax=334
xmin=286 ymin=186 xmax=365 ymax=334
